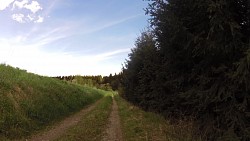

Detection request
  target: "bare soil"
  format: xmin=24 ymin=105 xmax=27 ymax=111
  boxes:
xmin=103 ymin=96 xmax=123 ymax=141
xmin=26 ymin=100 xmax=101 ymax=141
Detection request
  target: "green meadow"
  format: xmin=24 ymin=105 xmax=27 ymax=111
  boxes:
xmin=0 ymin=64 xmax=104 ymax=140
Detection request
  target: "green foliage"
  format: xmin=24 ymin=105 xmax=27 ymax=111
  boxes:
xmin=121 ymin=0 xmax=250 ymax=140
xmin=54 ymin=73 xmax=122 ymax=91
xmin=0 ymin=64 xmax=104 ymax=139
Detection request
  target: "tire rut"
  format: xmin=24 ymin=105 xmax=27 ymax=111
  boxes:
xmin=26 ymin=99 xmax=102 ymax=141
xmin=103 ymin=96 xmax=123 ymax=141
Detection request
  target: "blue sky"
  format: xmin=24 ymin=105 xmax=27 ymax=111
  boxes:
xmin=0 ymin=0 xmax=149 ymax=76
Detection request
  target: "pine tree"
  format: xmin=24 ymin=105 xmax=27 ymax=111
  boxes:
xmin=146 ymin=0 xmax=250 ymax=140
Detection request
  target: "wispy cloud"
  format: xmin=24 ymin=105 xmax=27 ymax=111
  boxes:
xmin=0 ymin=0 xmax=148 ymax=76
xmin=0 ymin=21 xmax=76 ymax=64
xmin=28 ymin=26 xmax=73 ymax=47
xmin=80 ymin=14 xmax=143 ymax=35
xmin=93 ymin=48 xmax=130 ymax=60
xmin=99 ymin=14 xmax=142 ymax=30
xmin=0 ymin=35 xmax=128 ymax=76
xmin=0 ymin=23 xmax=75 ymax=57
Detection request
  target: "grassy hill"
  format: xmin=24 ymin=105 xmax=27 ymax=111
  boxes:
xmin=0 ymin=64 xmax=104 ymax=140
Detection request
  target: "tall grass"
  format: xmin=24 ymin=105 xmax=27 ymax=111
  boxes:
xmin=115 ymin=95 xmax=202 ymax=141
xmin=0 ymin=64 xmax=104 ymax=139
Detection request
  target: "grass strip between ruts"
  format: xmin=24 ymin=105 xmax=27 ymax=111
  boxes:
xmin=55 ymin=92 xmax=113 ymax=141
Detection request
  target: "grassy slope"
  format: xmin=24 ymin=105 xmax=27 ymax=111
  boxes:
xmin=115 ymin=96 xmax=202 ymax=141
xmin=0 ymin=64 xmax=104 ymax=140
xmin=56 ymin=93 xmax=113 ymax=141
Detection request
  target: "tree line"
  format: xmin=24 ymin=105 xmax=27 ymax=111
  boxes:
xmin=53 ymin=73 xmax=122 ymax=91
xmin=120 ymin=0 xmax=250 ymax=140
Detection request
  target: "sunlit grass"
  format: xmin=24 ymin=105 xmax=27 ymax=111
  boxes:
xmin=0 ymin=64 xmax=104 ymax=140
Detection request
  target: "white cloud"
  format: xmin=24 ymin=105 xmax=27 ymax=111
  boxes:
xmin=24 ymin=1 xmax=42 ymax=13
xmin=12 ymin=13 xmax=25 ymax=23
xmin=11 ymin=0 xmax=43 ymax=23
xmin=0 ymin=0 xmax=14 ymax=10
xmin=34 ymin=15 xmax=43 ymax=23
xmin=27 ymin=14 xmax=34 ymax=21
xmin=12 ymin=0 xmax=28 ymax=9
xmin=12 ymin=13 xmax=44 ymax=23
xmin=12 ymin=0 xmax=42 ymax=13
xmin=0 ymin=22 xmax=126 ymax=76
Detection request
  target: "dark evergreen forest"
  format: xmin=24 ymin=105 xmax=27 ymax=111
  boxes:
xmin=120 ymin=0 xmax=250 ymax=140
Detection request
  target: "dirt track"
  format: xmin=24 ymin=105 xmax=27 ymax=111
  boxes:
xmin=103 ymin=96 xmax=123 ymax=141
xmin=27 ymin=100 xmax=101 ymax=141
xmin=24 ymin=96 xmax=124 ymax=141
